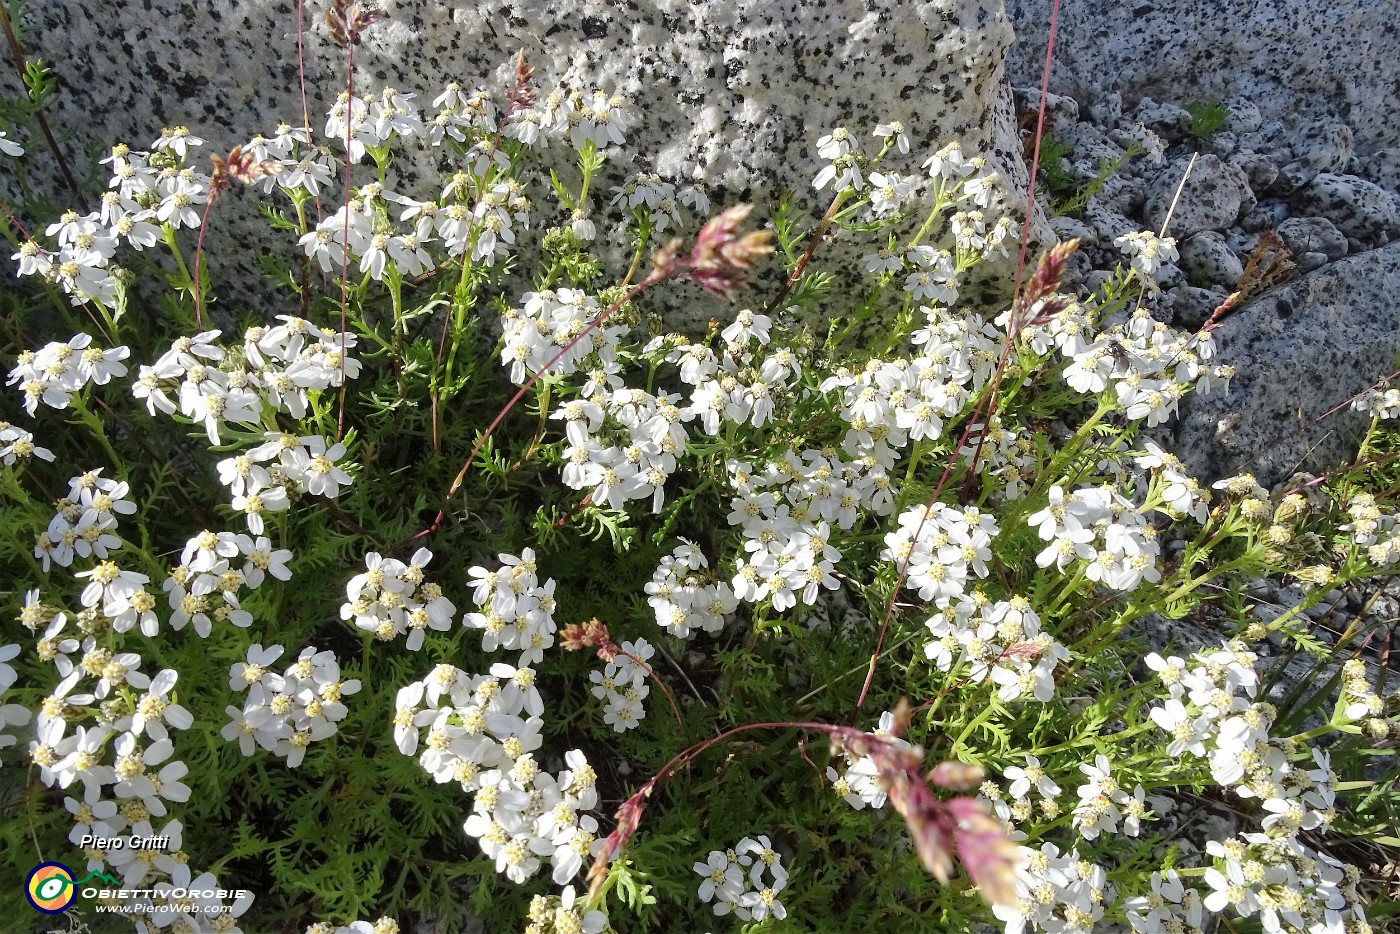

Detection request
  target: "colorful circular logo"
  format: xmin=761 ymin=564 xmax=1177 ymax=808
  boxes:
xmin=26 ymin=862 xmax=76 ymax=913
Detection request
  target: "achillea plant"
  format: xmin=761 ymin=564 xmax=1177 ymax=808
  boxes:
xmin=1 ymin=45 xmax=1397 ymax=934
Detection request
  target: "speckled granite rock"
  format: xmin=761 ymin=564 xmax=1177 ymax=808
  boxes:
xmin=1277 ymin=216 xmax=1349 ymax=263
xmin=1004 ymin=0 xmax=1400 ymax=176
xmin=5 ymin=0 xmax=1035 ymax=331
xmin=1290 ymin=173 xmax=1400 ymax=246
xmin=1145 ymin=153 xmax=1253 ymax=238
xmin=1172 ymin=241 xmax=1400 ymax=486
xmin=1177 ymin=230 xmax=1243 ymax=290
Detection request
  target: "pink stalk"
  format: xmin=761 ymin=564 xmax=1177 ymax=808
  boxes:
xmin=584 ymin=710 xmax=1019 ymax=909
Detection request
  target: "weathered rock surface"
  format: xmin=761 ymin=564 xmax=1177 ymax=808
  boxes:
xmin=1172 ymin=241 xmax=1400 ymax=487
xmin=4 ymin=0 xmax=1035 ymax=331
xmin=1145 ymin=154 xmax=1254 ymax=238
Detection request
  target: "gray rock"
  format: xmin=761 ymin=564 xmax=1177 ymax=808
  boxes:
xmin=1086 ymin=90 xmax=1123 ymax=127
xmin=1289 ymin=122 xmax=1355 ymax=176
xmin=1134 ymin=96 xmax=1193 ymax=138
xmin=1292 ymin=173 xmax=1400 ymax=245
xmin=1004 ymin=1 xmax=1400 ymax=174
xmin=12 ymin=0 xmax=1035 ymax=331
xmin=1178 ymin=231 xmax=1244 ymax=290
xmin=1297 ymin=251 xmax=1330 ymax=274
xmin=1277 ymin=216 xmax=1348 ymax=262
xmin=1145 ymin=153 xmax=1254 ymax=237
xmin=1168 ymin=284 xmax=1227 ymax=330
xmin=1173 ymin=241 xmax=1400 ymax=487
xmin=1049 ymin=215 xmax=1097 ymax=247
xmin=1240 ymin=199 xmax=1289 ymax=233
xmin=1361 ymin=148 xmax=1400 ymax=194
xmin=1200 ymin=130 xmax=1240 ymax=160
xmin=1276 ymin=160 xmax=1321 ymax=194
xmin=1224 ymin=97 xmax=1264 ymax=135
xmin=1230 ymin=151 xmax=1279 ymax=192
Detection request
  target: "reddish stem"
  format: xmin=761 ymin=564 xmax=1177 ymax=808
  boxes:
xmin=618 ymin=649 xmax=685 ymax=731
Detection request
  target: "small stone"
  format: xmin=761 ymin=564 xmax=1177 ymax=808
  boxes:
xmin=1049 ymin=215 xmax=1097 ymax=247
xmin=1277 ymin=161 xmax=1320 ymax=194
xmin=1168 ymin=285 xmax=1226 ymax=330
xmin=1224 ymin=97 xmax=1263 ymax=135
xmin=1297 ymin=251 xmax=1329 ymax=274
xmin=1277 ymin=216 xmax=1348 ymax=262
xmin=1230 ymin=151 xmax=1279 ymax=192
xmin=1239 ymin=200 xmax=1289 ymax=233
xmin=1289 ymin=122 xmax=1355 ymax=176
xmin=1292 ymin=173 xmax=1400 ymax=245
xmin=1087 ymin=90 xmax=1122 ymax=126
xmin=1178 ymin=230 xmax=1244 ymax=289
xmin=1201 ymin=131 xmax=1239 ymax=160
xmin=1146 ymin=153 xmax=1254 ymax=237
xmin=1135 ymin=96 xmax=1193 ymax=138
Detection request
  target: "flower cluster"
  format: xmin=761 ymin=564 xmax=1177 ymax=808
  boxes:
xmin=922 ymin=593 xmax=1069 ymax=703
xmin=461 ymin=549 xmax=558 ymax=665
xmin=6 ymin=333 xmax=129 ymax=415
xmin=160 ymin=530 xmax=291 ymax=637
xmin=1028 ymin=485 xmax=1162 ymax=591
xmin=882 ymin=503 xmax=999 ymax=602
xmin=1352 ymin=380 xmax=1400 ymax=419
xmin=33 ymin=469 xmax=136 ymax=572
xmin=826 ymin=710 xmax=911 ymax=810
xmin=693 ymin=835 xmax=789 ymax=921
xmin=135 ymin=319 xmax=362 ymax=445
xmin=645 ymin=540 xmax=737 ymax=638
xmin=1341 ymin=493 xmax=1400 ymax=568
xmin=305 ymin=916 xmax=399 ymax=934
xmin=525 ymin=886 xmax=607 ymax=934
xmin=993 ymin=843 xmax=1114 ymax=934
xmin=588 ymin=637 xmax=655 ymax=733
xmin=341 ymin=549 xmax=457 ymax=649
xmin=1113 ymin=229 xmax=1179 ymax=291
xmin=610 ymin=171 xmax=710 ymax=234
xmin=394 ymin=662 xmax=601 ymax=885
xmin=223 ymin=644 xmax=360 ymax=767
xmin=0 ymin=420 xmax=54 ymax=465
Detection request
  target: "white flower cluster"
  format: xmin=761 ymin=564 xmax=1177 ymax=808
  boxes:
xmin=12 ymin=130 xmax=211 ymax=306
xmin=525 ymin=885 xmax=607 ymax=934
xmin=693 ymin=835 xmax=789 ymax=922
xmin=1028 ymin=485 xmax=1162 ymax=591
xmin=1352 ymin=381 xmax=1400 ymax=419
xmin=1072 ymin=753 xmax=1159 ymax=841
xmin=826 ymin=710 xmax=910 ymax=811
xmin=461 ymin=549 xmax=558 ymax=665
xmin=305 ymin=915 xmax=399 ymax=934
xmin=557 ymin=385 xmax=690 ymax=515
xmin=610 ymin=171 xmax=710 ymax=234
xmin=395 ymin=551 xmax=602 ymax=887
xmin=134 ymin=318 xmax=362 ymax=446
xmin=295 ymin=82 xmax=636 ymax=278
xmin=502 ymin=287 xmax=625 ymax=385
xmin=161 ymin=530 xmax=291 ymax=637
xmin=988 ymin=754 xmax=1063 ymax=829
xmin=922 ymin=593 xmax=1069 ymax=703
xmin=341 ymin=549 xmax=457 ymax=650
xmin=588 ymin=638 xmax=655 ymax=733
xmin=1113 ymin=229 xmax=1179 ymax=291
xmin=0 ymin=642 xmax=32 ymax=757
xmin=224 ymin=644 xmax=360 ymax=767
xmin=33 ymin=469 xmax=135 ymax=572
xmin=16 ymin=597 xmax=238 ymax=907
xmin=993 ymin=842 xmax=1114 ymax=934
xmin=819 ymin=309 xmax=1003 ymax=457
xmin=1337 ymin=657 xmax=1392 ymax=741
xmin=1021 ymin=305 xmax=1235 ymax=423
xmin=1134 ymin=440 xmax=1210 ymax=522
xmin=882 ymin=502 xmax=999 ymax=601
xmin=6 ymin=332 xmax=130 ymax=415
xmin=645 ymin=540 xmax=737 ymax=638
xmin=1341 ymin=493 xmax=1400 ymax=568
xmin=395 ymin=664 xmax=601 ymax=886
xmin=958 ymin=416 xmax=1039 ymax=500
xmin=0 ymin=420 xmax=54 ymax=464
